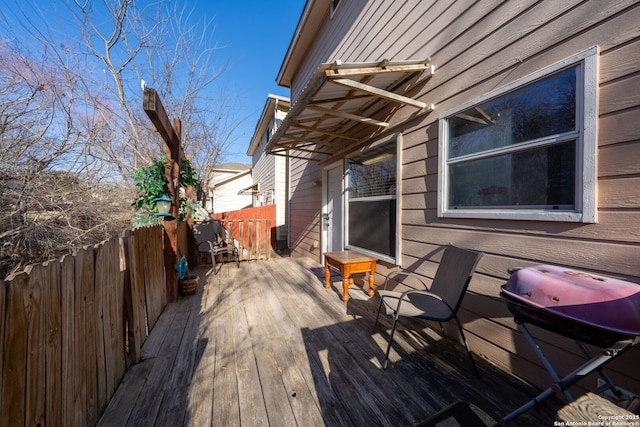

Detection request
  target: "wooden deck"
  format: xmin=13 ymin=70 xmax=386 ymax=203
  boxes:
xmin=98 ymin=255 xmax=563 ymax=426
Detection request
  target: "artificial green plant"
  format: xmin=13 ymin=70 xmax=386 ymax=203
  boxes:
xmin=132 ymin=154 xmax=201 ymax=228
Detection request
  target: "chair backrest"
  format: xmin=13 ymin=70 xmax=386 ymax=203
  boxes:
xmin=430 ymin=245 xmax=483 ymax=314
xmin=213 ymin=220 xmax=228 ymax=242
xmin=192 ymin=222 xmax=218 ymax=250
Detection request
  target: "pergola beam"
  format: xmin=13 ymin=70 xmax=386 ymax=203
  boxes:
xmin=328 ymin=78 xmax=428 ymax=109
xmin=143 ymin=88 xmax=179 ymax=145
xmin=324 ymin=62 xmax=432 ymax=78
xmin=291 ymin=123 xmax=360 ymax=141
xmin=307 ymin=105 xmax=389 ymax=127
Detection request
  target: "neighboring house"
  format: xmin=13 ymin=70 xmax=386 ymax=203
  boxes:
xmin=246 ymin=94 xmax=291 ymax=249
xmin=266 ymin=1 xmax=640 ymax=394
xmin=205 ymin=163 xmax=252 ymax=214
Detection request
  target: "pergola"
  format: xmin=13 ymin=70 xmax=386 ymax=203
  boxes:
xmin=265 ymin=59 xmax=435 ymax=163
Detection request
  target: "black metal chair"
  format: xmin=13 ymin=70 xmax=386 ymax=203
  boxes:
xmin=374 ymin=245 xmax=483 ymax=375
xmin=192 ymin=221 xmax=240 ymax=274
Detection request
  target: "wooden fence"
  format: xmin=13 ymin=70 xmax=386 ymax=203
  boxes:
xmin=221 ymin=218 xmax=272 ymax=261
xmin=213 ymin=204 xmax=276 ymax=257
xmin=0 ymin=225 xmax=166 ymax=426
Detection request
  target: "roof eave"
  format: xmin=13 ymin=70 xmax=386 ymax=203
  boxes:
xmin=276 ymin=0 xmax=330 ymax=88
xmin=247 ymin=94 xmax=290 ymax=156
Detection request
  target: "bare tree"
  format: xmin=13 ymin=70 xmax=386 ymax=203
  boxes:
xmin=0 ymin=0 xmax=237 ymax=277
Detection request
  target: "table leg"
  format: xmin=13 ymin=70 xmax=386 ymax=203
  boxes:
xmin=342 ymin=277 xmax=350 ymax=302
xmin=325 ymin=262 xmax=331 ymax=289
xmin=368 ymin=262 xmax=376 ymax=297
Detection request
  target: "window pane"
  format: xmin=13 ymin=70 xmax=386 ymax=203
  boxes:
xmin=348 ymin=145 xmax=396 ymax=198
xmin=449 ymin=67 xmax=577 ymax=158
xmin=347 ymin=141 xmax=397 ymax=259
xmin=348 ymin=199 xmax=396 ymax=257
xmin=449 ymin=141 xmax=576 ymax=209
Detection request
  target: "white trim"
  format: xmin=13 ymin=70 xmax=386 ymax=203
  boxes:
xmin=438 ymin=47 xmax=598 ymax=223
xmin=211 ymin=168 xmax=252 ymax=188
xmin=581 ymin=48 xmax=599 ymax=223
xmin=439 ymin=47 xmax=598 ymax=119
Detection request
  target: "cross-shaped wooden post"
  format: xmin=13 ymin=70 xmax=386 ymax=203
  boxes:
xmin=143 ymin=87 xmax=181 ymax=303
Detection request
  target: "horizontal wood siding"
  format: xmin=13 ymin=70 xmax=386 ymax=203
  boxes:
xmin=289 ymin=157 xmax=323 ymax=262
xmin=288 ymin=0 xmax=640 ymax=395
xmin=252 ymin=148 xmax=276 ymax=198
xmin=211 ymin=174 xmax=253 ymax=214
xmin=290 ymin=0 xmax=372 ymax=100
xmin=252 ymin=148 xmax=288 ymax=243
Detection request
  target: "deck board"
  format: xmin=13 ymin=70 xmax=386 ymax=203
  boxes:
xmin=99 ymin=256 xmax=565 ymax=426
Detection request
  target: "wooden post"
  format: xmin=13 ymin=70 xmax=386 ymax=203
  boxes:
xmin=143 ymin=88 xmax=182 ymax=303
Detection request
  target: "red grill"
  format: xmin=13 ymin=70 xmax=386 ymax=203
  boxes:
xmin=499 ymin=265 xmax=640 ymax=423
xmin=501 ymin=264 xmax=640 ymax=347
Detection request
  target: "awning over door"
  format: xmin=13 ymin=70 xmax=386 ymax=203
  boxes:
xmin=265 ymin=59 xmax=435 ymax=163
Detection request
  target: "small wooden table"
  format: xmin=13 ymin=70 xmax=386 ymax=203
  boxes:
xmin=324 ymin=250 xmax=377 ymax=302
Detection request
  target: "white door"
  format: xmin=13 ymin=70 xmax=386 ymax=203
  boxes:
xmin=323 ymin=165 xmax=343 ymax=253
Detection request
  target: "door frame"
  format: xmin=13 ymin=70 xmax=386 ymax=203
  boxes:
xmin=321 ymin=160 xmax=345 ymax=259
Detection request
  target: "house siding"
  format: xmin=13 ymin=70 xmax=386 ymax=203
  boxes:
xmin=250 ymin=106 xmax=290 ymax=246
xmin=285 ymin=0 xmax=640 ymax=394
xmin=210 ymin=172 xmax=253 ymax=214
xmin=252 ymin=150 xmax=290 ymax=243
xmin=289 ymin=156 xmax=323 ymax=261
xmin=252 ymin=138 xmax=276 ymax=205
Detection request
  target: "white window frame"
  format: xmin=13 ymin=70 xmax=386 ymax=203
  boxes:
xmin=438 ymin=47 xmax=598 ymax=223
xmin=345 ymin=134 xmax=402 ymax=264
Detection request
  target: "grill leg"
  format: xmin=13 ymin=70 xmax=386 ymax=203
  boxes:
xmin=502 ymin=325 xmax=637 ymax=424
xmin=576 ymin=341 xmax=623 ymax=399
xmin=518 ymin=322 xmax=575 ymax=403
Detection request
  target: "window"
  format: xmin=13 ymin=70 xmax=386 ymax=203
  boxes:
xmin=438 ymin=47 xmax=598 ymax=222
xmin=346 ymin=139 xmax=399 ymax=263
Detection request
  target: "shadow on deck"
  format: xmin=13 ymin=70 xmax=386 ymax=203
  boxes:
xmin=98 ymin=256 xmax=562 ymax=426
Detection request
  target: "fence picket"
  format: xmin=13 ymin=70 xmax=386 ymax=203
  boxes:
xmin=24 ymin=263 xmax=45 ymax=427
xmin=78 ymin=245 xmax=99 ymax=425
xmin=1 ymin=271 xmax=29 ymax=426
xmin=218 ymin=218 xmax=272 ymax=262
xmin=60 ymin=254 xmax=76 ymax=426
xmin=43 ymin=260 xmax=62 ymax=427
xmin=144 ymin=226 xmax=166 ymax=330
xmin=121 ymin=235 xmax=137 ymax=365
xmin=0 ymin=266 xmax=5 ymax=423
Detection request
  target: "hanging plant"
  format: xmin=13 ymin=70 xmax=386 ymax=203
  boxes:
xmin=132 ymin=155 xmax=201 ymax=228
xmin=178 ymin=158 xmax=201 ymax=222
xmin=180 ymin=159 xmax=199 ymax=189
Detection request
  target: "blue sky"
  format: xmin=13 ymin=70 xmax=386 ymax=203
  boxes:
xmin=1 ymin=0 xmax=305 ymax=166
xmin=201 ymin=1 xmax=305 ymax=164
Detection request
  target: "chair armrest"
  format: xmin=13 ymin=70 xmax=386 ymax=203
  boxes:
xmin=198 ymin=240 xmax=219 ymax=253
xmin=219 ymin=233 xmax=239 ymax=251
xmin=218 ymin=227 xmax=238 ymax=249
xmin=381 ymin=270 xmax=429 ymax=291
xmin=401 ymin=289 xmax=443 ymax=302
